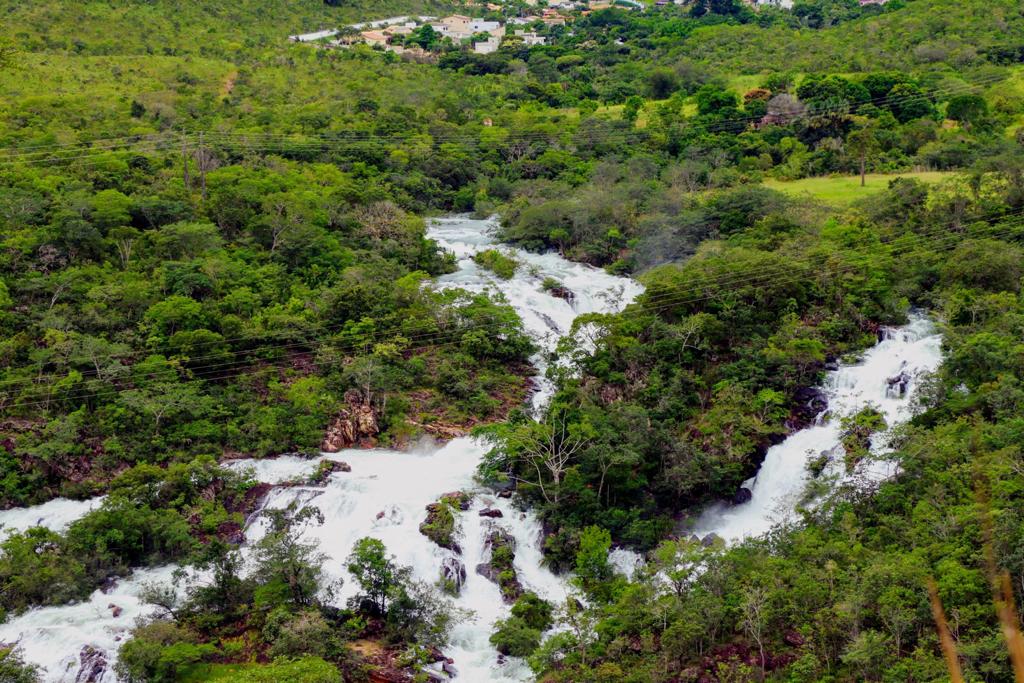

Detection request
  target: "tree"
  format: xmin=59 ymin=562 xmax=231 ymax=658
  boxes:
xmin=847 ymin=123 xmax=881 ymax=186
xmin=740 ymin=586 xmax=769 ymax=679
xmin=346 ymin=537 xmax=404 ymax=615
xmin=575 ymin=526 xmax=613 ymax=599
xmin=0 ymin=647 xmax=39 ymax=683
xmin=252 ymin=505 xmax=330 ymax=608
xmin=946 ymin=94 xmax=989 ymax=131
xmin=488 ymin=413 xmax=593 ymax=505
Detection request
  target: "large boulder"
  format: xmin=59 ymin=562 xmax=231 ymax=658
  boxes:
xmin=76 ymin=646 xmax=107 ymax=683
xmin=732 ymin=487 xmax=753 ymax=505
xmin=440 ymin=556 xmax=467 ymax=595
xmin=321 ymin=391 xmax=379 ymax=452
xmin=701 ymin=532 xmax=721 ymax=548
xmin=308 ymin=459 xmax=351 ymax=485
xmin=886 ymin=370 xmax=911 ymax=398
xmin=477 ymin=529 xmax=522 ymax=603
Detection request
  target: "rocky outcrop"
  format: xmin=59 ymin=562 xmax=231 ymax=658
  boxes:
xmin=420 ymin=492 xmax=471 ymax=554
xmin=886 ymin=369 xmax=911 ymax=398
xmin=440 ymin=556 xmax=467 ymax=595
xmin=732 ymin=487 xmax=752 ymax=505
xmin=308 ymin=459 xmax=351 ymax=485
xmin=479 ymin=507 xmax=503 ymax=518
xmin=76 ymin=646 xmax=107 ymax=683
xmin=547 ymin=286 xmax=575 ymax=305
xmin=475 ymin=528 xmax=523 ymax=603
xmin=322 ymin=390 xmax=379 ymax=452
xmin=788 ymin=386 xmax=828 ymax=430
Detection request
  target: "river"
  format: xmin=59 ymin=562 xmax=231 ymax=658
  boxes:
xmin=0 ymin=220 xmax=943 ymax=681
xmin=0 ymin=216 xmax=642 ymax=682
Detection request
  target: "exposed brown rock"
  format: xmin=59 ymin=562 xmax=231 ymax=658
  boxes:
xmin=322 ymin=391 xmax=380 ymax=451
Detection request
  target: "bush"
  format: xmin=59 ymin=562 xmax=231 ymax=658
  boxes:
xmin=116 ymin=621 xmax=216 ymax=683
xmin=510 ymin=592 xmax=554 ymax=631
xmin=490 ymin=616 xmax=542 ymax=657
xmin=472 ymin=249 xmax=520 ymax=279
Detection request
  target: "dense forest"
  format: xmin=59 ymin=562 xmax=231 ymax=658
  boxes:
xmin=1 ymin=0 xmax=1024 ymax=680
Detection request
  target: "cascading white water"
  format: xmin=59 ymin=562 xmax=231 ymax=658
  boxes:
xmin=0 ymin=496 xmax=104 ymax=540
xmin=692 ymin=313 xmax=943 ymax=542
xmin=0 ymin=216 xmax=641 ymax=682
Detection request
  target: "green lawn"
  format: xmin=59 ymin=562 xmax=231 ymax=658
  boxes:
xmin=763 ymin=171 xmax=954 ymax=205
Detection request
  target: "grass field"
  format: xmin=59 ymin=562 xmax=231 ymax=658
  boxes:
xmin=763 ymin=171 xmax=954 ymax=205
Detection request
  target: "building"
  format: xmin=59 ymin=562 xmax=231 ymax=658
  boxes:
xmin=473 ymin=35 xmax=503 ymax=53
xmin=431 ymin=15 xmax=504 ymax=41
xmin=359 ymin=30 xmax=390 ymax=47
xmin=513 ymin=30 xmax=547 ymax=45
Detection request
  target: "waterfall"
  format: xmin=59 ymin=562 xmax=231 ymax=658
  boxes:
xmin=692 ymin=312 xmax=943 ymax=542
xmin=0 ymin=216 xmax=642 ymax=682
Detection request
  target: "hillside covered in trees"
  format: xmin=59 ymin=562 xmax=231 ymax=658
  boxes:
xmin=1 ymin=0 xmax=1024 ymax=680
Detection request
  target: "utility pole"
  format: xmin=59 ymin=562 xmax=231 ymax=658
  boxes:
xmin=199 ymin=131 xmax=207 ymax=201
xmin=181 ymin=131 xmax=191 ymax=191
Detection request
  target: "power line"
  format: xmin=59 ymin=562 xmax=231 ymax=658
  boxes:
xmin=2 ymin=204 xmax=1019 ymax=395
xmin=4 ymin=212 xmax=1021 ymax=411
xmin=0 ymin=71 xmax=1007 ymax=167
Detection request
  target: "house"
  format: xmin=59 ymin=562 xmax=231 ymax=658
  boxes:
xmin=542 ymin=14 xmax=567 ymax=25
xmin=859 ymin=0 xmax=888 ymax=5
xmin=360 ymin=29 xmax=390 ymax=47
xmin=508 ymin=16 xmax=541 ymax=25
xmin=473 ymin=35 xmax=502 ymax=53
xmin=431 ymin=15 xmax=504 ymax=40
xmin=513 ymin=30 xmax=547 ymax=45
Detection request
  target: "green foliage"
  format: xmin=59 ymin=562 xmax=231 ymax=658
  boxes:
xmin=115 ymin=621 xmax=216 ymax=683
xmin=0 ymin=647 xmax=39 ymax=683
xmin=472 ymin=249 xmax=520 ymax=279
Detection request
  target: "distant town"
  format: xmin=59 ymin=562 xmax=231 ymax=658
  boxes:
xmin=290 ymin=0 xmax=890 ymax=57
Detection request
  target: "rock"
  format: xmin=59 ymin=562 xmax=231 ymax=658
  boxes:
xmin=108 ymin=603 xmax=123 ymax=618
xmin=547 ymin=286 xmax=575 ymax=305
xmin=475 ymin=562 xmax=500 ymax=583
xmin=440 ymin=491 xmax=472 ymax=511
xmin=374 ymin=505 xmax=403 ymax=527
xmin=76 ymin=646 xmax=107 ymax=683
xmin=478 ymin=507 xmax=503 ymax=518
xmin=420 ymin=495 xmax=467 ymax=554
xmin=479 ymin=529 xmax=522 ymax=602
xmin=886 ymin=370 xmax=911 ymax=398
xmin=784 ymin=630 xmax=805 ymax=648
xmin=824 ymin=358 xmax=840 ymax=371
xmin=442 ymin=661 xmax=459 ymax=677
xmin=497 ymin=490 xmax=513 ymax=499
xmin=99 ymin=576 xmax=119 ymax=594
xmin=701 ymin=532 xmax=721 ymax=548
xmin=789 ymin=386 xmax=828 ymax=429
xmin=308 ymin=459 xmax=351 ymax=485
xmin=441 ymin=557 xmax=467 ymax=594
xmin=537 ymin=312 xmax=562 ymax=334
xmin=485 ymin=528 xmax=515 ymax=551
xmin=321 ymin=392 xmax=379 ymax=452
xmin=492 ymin=479 xmax=515 ymax=494
xmin=732 ymin=487 xmax=753 ymax=505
